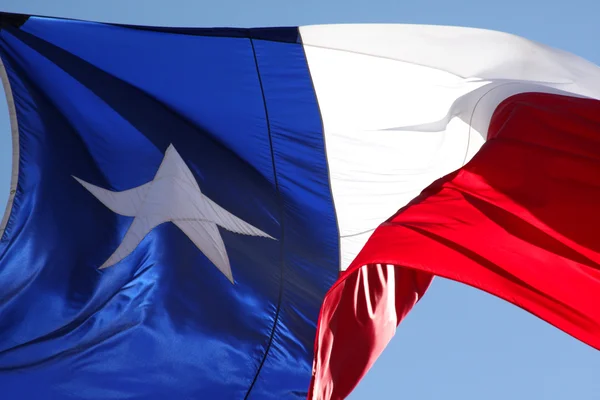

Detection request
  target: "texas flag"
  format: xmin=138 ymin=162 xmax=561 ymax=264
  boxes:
xmin=1 ymin=13 xmax=600 ymax=400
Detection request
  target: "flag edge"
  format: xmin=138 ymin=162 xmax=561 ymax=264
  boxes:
xmin=0 ymin=50 xmax=19 ymax=241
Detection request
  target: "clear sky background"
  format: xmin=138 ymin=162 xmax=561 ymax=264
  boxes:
xmin=1 ymin=1 xmax=599 ymax=399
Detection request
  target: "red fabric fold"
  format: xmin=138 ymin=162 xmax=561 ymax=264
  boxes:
xmin=309 ymin=93 xmax=600 ymax=399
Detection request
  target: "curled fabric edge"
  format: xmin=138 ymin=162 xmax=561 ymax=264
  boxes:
xmin=307 ymin=264 xmax=433 ymax=400
xmin=0 ymin=46 xmax=20 ymax=241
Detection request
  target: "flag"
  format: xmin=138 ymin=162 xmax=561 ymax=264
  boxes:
xmin=1 ymin=13 xmax=599 ymax=400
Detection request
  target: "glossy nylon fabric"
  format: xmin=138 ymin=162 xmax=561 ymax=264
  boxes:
xmin=0 ymin=17 xmax=339 ymax=399
xmin=310 ymin=93 xmax=600 ymax=399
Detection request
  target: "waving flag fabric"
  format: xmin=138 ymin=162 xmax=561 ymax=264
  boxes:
xmin=1 ymin=13 xmax=600 ymax=400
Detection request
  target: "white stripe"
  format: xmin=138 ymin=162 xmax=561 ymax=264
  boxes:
xmin=300 ymin=24 xmax=600 ymax=270
xmin=0 ymin=54 xmax=19 ymax=240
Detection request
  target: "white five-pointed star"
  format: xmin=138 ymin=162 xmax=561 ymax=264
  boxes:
xmin=73 ymin=144 xmax=274 ymax=283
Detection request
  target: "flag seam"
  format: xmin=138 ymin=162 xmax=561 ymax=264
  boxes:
xmin=297 ymin=29 xmax=343 ymax=273
xmin=243 ymin=36 xmax=287 ymax=399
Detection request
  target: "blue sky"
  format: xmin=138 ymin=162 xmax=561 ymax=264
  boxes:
xmin=1 ymin=1 xmax=599 ymax=398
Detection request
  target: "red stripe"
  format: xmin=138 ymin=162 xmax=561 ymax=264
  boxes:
xmin=308 ymin=92 xmax=600 ymax=399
